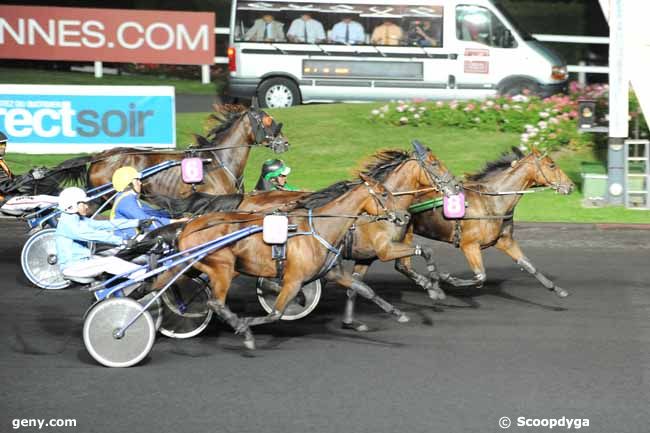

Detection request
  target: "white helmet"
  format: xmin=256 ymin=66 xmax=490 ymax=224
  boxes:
xmin=58 ymin=187 xmax=88 ymax=213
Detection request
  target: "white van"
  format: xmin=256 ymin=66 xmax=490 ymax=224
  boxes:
xmin=226 ymin=0 xmax=568 ymax=108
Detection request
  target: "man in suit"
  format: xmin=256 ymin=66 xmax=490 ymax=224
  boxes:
xmin=244 ymin=14 xmax=286 ymax=42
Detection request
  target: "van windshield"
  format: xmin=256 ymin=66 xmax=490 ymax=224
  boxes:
xmin=492 ymin=1 xmax=534 ymax=41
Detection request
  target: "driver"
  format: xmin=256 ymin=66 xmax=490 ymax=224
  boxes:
xmin=55 ymin=187 xmax=144 ymax=283
xmin=110 ymin=166 xmax=187 ymax=237
xmin=0 ymin=131 xmax=13 ymax=190
xmin=254 ymin=159 xmax=298 ymax=191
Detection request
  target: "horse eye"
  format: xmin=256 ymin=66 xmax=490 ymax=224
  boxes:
xmin=549 ymin=163 xmax=556 ymax=169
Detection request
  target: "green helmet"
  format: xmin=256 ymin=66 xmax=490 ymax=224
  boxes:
xmin=262 ymin=159 xmax=291 ymax=180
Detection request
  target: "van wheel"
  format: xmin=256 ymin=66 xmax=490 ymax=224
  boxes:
xmin=258 ymin=78 xmax=301 ymax=108
xmin=500 ymin=78 xmax=541 ymax=97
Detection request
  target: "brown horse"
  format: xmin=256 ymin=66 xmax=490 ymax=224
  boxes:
xmin=340 ymin=147 xmax=575 ymax=330
xmin=415 ymin=146 xmax=574 ymax=294
xmin=52 ymin=105 xmax=288 ymax=197
xmin=146 ymin=143 xmax=461 ymax=327
xmin=171 ymin=174 xmax=409 ymax=349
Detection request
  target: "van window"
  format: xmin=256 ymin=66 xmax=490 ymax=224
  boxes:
xmin=456 ymin=5 xmax=516 ymax=48
xmin=234 ymin=2 xmax=444 ymax=47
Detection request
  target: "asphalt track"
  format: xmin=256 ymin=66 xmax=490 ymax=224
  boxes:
xmin=1 ymin=220 xmax=649 ymax=433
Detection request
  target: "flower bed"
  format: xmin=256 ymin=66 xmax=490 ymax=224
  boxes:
xmin=370 ymin=82 xmax=648 ymax=152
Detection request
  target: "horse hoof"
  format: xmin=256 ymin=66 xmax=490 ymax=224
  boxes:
xmin=342 ymin=321 xmax=369 ymax=332
xmin=427 ymin=289 xmax=446 ymax=301
xmin=243 ymin=334 xmax=256 ymax=350
xmin=397 ymin=314 xmax=410 ymax=323
xmin=554 ymin=287 xmax=569 ymax=298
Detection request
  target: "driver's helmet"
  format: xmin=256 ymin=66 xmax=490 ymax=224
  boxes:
xmin=262 ymin=159 xmax=291 ymax=180
xmin=0 ymin=131 xmax=8 ymax=157
xmin=254 ymin=159 xmax=291 ymax=191
xmin=112 ymin=166 xmax=141 ymax=192
xmin=58 ymin=187 xmax=88 ymax=213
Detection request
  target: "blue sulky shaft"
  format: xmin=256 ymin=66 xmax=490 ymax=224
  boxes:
xmin=112 ymin=225 xmax=263 ymax=338
xmin=25 ymin=159 xmax=193 ymax=227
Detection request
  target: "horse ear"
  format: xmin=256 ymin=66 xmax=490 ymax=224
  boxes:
xmin=193 ymin=134 xmax=211 ymax=148
xmin=511 ymin=146 xmax=525 ymax=158
xmin=411 ymin=140 xmax=427 ymax=158
xmin=251 ymin=96 xmax=259 ymax=109
xmin=531 ymin=146 xmax=541 ymax=156
xmin=358 ymin=173 xmax=371 ymax=183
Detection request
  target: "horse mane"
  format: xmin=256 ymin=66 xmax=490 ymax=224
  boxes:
xmin=294 ymin=180 xmax=360 ymax=209
xmin=465 ymin=151 xmax=520 ymax=181
xmin=194 ymin=104 xmax=249 ymax=147
xmin=358 ymin=149 xmax=411 ymax=182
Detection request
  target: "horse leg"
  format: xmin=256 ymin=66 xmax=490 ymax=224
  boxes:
xmin=495 ymin=236 xmax=569 ymax=297
xmin=439 ymin=242 xmax=487 ymax=288
xmin=341 ymin=263 xmax=371 ymax=332
xmin=394 ymin=248 xmax=446 ymax=301
xmin=244 ymin=277 xmax=306 ymax=328
xmin=328 ymin=266 xmax=409 ymax=328
xmin=194 ymin=258 xmax=256 ymax=350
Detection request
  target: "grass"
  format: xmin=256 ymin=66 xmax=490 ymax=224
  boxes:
xmin=0 ymin=67 xmax=221 ymax=95
xmin=4 ymin=103 xmax=649 ymax=223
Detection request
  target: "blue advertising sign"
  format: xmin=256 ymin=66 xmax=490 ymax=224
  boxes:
xmin=0 ymin=85 xmax=175 ymax=153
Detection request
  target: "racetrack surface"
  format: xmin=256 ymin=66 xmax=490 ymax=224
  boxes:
xmin=1 ymin=220 xmax=649 ymax=433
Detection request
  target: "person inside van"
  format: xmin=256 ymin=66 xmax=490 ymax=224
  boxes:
xmin=406 ymin=20 xmax=442 ymax=47
xmin=370 ymin=20 xmax=404 ymax=46
xmin=330 ymin=16 xmax=365 ymax=45
xmin=244 ymin=14 xmax=286 ymax=42
xmin=287 ymin=13 xmax=325 ymax=44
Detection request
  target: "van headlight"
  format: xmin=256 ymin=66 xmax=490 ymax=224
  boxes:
xmin=552 ymin=65 xmax=568 ymax=80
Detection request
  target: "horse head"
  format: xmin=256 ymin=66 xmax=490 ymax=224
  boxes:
xmin=247 ymin=108 xmax=289 ymax=153
xmin=411 ymin=140 xmax=462 ymax=196
xmin=358 ymin=173 xmax=405 ymax=224
xmin=515 ymin=146 xmax=574 ymax=195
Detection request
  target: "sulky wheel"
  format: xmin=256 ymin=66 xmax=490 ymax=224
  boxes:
xmin=83 ymin=298 xmax=156 ymax=368
xmin=21 ymin=228 xmax=70 ymax=290
xmin=256 ymin=277 xmax=322 ymax=321
xmin=159 ymin=276 xmax=213 ymax=339
xmin=137 ymin=291 xmax=163 ymax=331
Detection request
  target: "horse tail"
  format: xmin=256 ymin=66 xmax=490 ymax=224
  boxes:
xmin=48 ymin=155 xmax=93 ymax=188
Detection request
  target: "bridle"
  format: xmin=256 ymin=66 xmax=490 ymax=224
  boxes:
xmin=362 ymin=180 xmax=410 ymax=226
xmin=247 ymin=109 xmax=287 ymax=152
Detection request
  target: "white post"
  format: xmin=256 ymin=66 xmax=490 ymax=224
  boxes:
xmin=94 ymin=61 xmax=103 ymax=78
xmin=578 ymin=60 xmax=587 ymax=86
xmin=606 ymin=0 xmax=628 ymax=205
xmin=201 ymin=65 xmax=210 ymax=84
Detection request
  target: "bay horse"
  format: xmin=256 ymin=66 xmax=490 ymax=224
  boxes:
xmin=340 ymin=147 xmax=575 ymax=330
xmin=151 ymin=143 xmax=462 ymax=333
xmin=51 ymin=105 xmax=288 ymax=197
xmin=172 ymin=175 xmax=407 ymax=349
xmin=145 ymin=143 xmax=461 ymax=324
xmin=415 ymin=147 xmax=574 ymax=295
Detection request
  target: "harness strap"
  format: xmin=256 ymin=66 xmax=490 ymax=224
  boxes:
xmin=307 ymin=209 xmax=341 ymax=255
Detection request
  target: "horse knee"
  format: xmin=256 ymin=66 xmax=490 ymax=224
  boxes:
xmin=349 ymin=279 xmax=375 ymax=300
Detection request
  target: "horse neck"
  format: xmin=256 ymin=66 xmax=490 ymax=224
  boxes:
xmin=475 ymin=161 xmax=536 ymax=213
xmin=310 ymin=184 xmax=377 ymax=243
xmin=381 ymin=160 xmax=425 ymax=209
xmin=207 ymin=114 xmax=253 ymax=180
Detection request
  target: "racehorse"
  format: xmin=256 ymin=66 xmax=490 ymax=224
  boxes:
xmin=339 ymin=147 xmax=575 ymax=330
xmin=51 ymin=105 xmax=288 ymax=197
xmin=412 ymin=146 xmax=574 ymax=297
xmin=151 ymin=142 xmax=462 ymax=332
xmin=171 ymin=175 xmax=407 ymax=349
xmin=145 ymin=142 xmax=461 ymax=302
